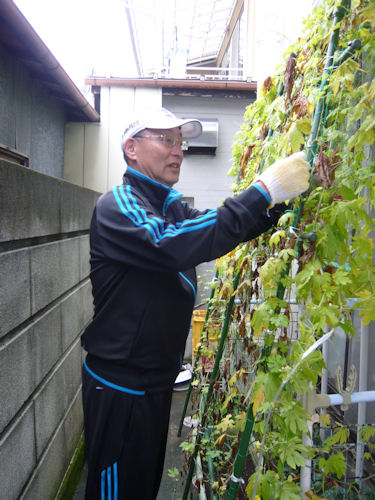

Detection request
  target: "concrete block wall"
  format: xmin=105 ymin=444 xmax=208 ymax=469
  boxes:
xmin=0 ymin=160 xmax=99 ymax=499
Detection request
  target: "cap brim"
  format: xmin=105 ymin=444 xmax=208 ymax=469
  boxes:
xmin=145 ymin=116 xmax=202 ymax=139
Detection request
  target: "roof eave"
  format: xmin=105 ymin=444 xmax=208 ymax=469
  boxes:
xmin=0 ymin=0 xmax=99 ymax=122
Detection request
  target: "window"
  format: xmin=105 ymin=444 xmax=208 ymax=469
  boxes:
xmin=0 ymin=144 xmax=29 ymax=167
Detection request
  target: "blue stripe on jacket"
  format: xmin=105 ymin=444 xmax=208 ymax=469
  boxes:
xmin=112 ymin=185 xmax=217 ymax=243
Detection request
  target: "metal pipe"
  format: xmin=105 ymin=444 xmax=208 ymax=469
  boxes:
xmin=320 ymin=337 xmax=329 ymax=442
xmin=301 ymin=420 xmax=313 ymax=494
xmin=356 ymin=322 xmax=369 ymax=479
xmin=124 ymin=2 xmax=143 ymax=77
xmin=329 ymin=391 xmax=375 ymax=406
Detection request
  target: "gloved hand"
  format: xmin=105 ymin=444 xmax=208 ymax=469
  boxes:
xmin=256 ymin=151 xmax=310 ymax=206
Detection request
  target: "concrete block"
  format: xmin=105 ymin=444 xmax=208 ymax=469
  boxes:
xmin=34 ymin=341 xmax=82 ymax=458
xmin=0 ymin=329 xmax=35 ymax=433
xmin=0 ymin=162 xmax=99 ymax=243
xmin=30 ymin=238 xmax=80 ymax=314
xmin=21 ymin=389 xmax=83 ymax=500
xmin=0 ymin=248 xmax=31 ymax=338
xmin=0 ymin=302 xmax=62 ymax=433
xmin=79 ymin=235 xmax=91 ymax=280
xmin=60 ymin=182 xmax=98 ymax=233
xmin=0 ymin=407 xmax=36 ymax=500
xmin=60 ymin=281 xmax=93 ymax=351
xmin=81 ymin=279 xmax=94 ymax=327
xmin=31 ymin=304 xmax=63 ymax=387
xmin=0 ymin=161 xmax=60 ymax=242
xmin=21 ymin=416 xmax=67 ymax=500
xmin=62 ymin=388 xmax=84 ymax=462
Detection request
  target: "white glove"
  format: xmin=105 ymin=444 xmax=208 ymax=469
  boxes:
xmin=256 ymin=151 xmax=310 ymax=206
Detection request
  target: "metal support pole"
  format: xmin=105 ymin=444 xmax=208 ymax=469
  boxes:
xmin=356 ymin=321 xmax=369 ymax=480
xmin=301 ymin=420 xmax=313 ymax=494
xmin=320 ymin=329 xmax=329 ymax=442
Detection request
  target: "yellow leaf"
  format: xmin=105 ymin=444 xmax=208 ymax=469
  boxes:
xmin=219 ymin=281 xmax=234 ymax=300
xmin=229 ymin=369 xmax=245 ymax=388
xmin=305 ymin=490 xmax=329 ymax=500
xmin=214 ymin=433 xmax=227 ymax=448
xmin=251 ymin=385 xmax=265 ymax=415
xmin=217 ymin=414 xmax=234 ymax=432
xmin=269 ymin=229 xmax=286 ymax=247
xmin=319 ymin=413 xmax=331 ymax=426
xmin=221 ymin=393 xmax=232 ymax=412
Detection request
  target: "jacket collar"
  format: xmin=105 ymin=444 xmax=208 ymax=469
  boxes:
xmin=123 ymin=166 xmax=183 ymax=216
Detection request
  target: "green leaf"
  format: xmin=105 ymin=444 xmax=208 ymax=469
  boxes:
xmin=283 ymin=403 xmax=309 ymax=434
xmin=278 ymin=478 xmax=301 ymax=500
xmin=167 ymin=467 xmax=179 ymax=478
xmin=289 ymin=123 xmax=305 ymax=152
xmin=361 ymin=426 xmax=375 ymax=442
xmin=269 ymin=230 xmax=286 ymax=248
xmin=295 ymin=116 xmax=312 ymax=135
xmin=318 ymin=452 xmax=346 ymax=479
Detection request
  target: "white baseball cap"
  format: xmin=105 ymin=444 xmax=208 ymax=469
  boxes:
xmin=121 ymin=108 xmax=202 ymax=150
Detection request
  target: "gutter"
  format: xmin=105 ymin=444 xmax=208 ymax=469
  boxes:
xmin=85 ymin=77 xmax=257 ymax=92
xmin=0 ymin=0 xmax=99 ymax=122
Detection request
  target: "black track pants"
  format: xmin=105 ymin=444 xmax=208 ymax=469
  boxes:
xmin=82 ymin=365 xmax=173 ymax=500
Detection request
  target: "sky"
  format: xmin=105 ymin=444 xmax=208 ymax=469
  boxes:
xmin=14 ymin=0 xmax=138 ymax=92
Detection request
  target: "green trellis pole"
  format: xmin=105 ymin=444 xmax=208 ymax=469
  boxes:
xmin=182 ymin=269 xmax=241 ymax=500
xmin=226 ymin=404 xmax=255 ymax=498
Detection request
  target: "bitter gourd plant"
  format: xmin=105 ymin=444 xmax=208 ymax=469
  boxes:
xmin=184 ymin=0 xmax=375 ymax=498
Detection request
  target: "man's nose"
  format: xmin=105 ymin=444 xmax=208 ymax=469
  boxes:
xmin=171 ymin=143 xmax=183 ymax=157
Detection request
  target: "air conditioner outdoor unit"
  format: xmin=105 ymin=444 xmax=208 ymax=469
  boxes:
xmin=184 ymin=118 xmax=218 ymax=154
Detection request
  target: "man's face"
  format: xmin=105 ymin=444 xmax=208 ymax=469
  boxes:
xmin=125 ymin=127 xmax=184 ymax=187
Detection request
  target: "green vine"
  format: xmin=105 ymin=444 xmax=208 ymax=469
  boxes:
xmin=184 ymin=0 xmax=375 ymax=498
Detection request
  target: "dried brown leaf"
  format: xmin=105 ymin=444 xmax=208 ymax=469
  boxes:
xmin=291 ymin=95 xmax=308 ymax=118
xmin=314 ymin=151 xmax=335 ymax=188
xmin=239 ymin=144 xmax=255 ymax=178
xmin=260 ymin=122 xmax=269 ymax=142
xmin=284 ymin=56 xmax=297 ymax=103
xmin=263 ymin=76 xmax=273 ymax=92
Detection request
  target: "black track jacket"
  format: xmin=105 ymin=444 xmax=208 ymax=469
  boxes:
xmin=82 ymin=166 xmax=282 ymax=393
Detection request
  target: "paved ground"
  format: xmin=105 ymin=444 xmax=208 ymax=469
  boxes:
xmin=73 ymin=389 xmax=196 ymax=500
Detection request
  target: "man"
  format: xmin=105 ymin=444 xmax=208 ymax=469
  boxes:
xmin=81 ymin=108 xmax=310 ymax=499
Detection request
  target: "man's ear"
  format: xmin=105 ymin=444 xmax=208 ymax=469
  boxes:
xmin=123 ymin=138 xmax=137 ymax=160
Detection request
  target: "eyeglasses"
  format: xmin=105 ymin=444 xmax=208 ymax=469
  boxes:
xmin=135 ymin=134 xmax=189 ymax=151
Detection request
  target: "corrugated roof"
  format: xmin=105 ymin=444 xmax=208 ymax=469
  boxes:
xmin=125 ymin=0 xmax=241 ymax=77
